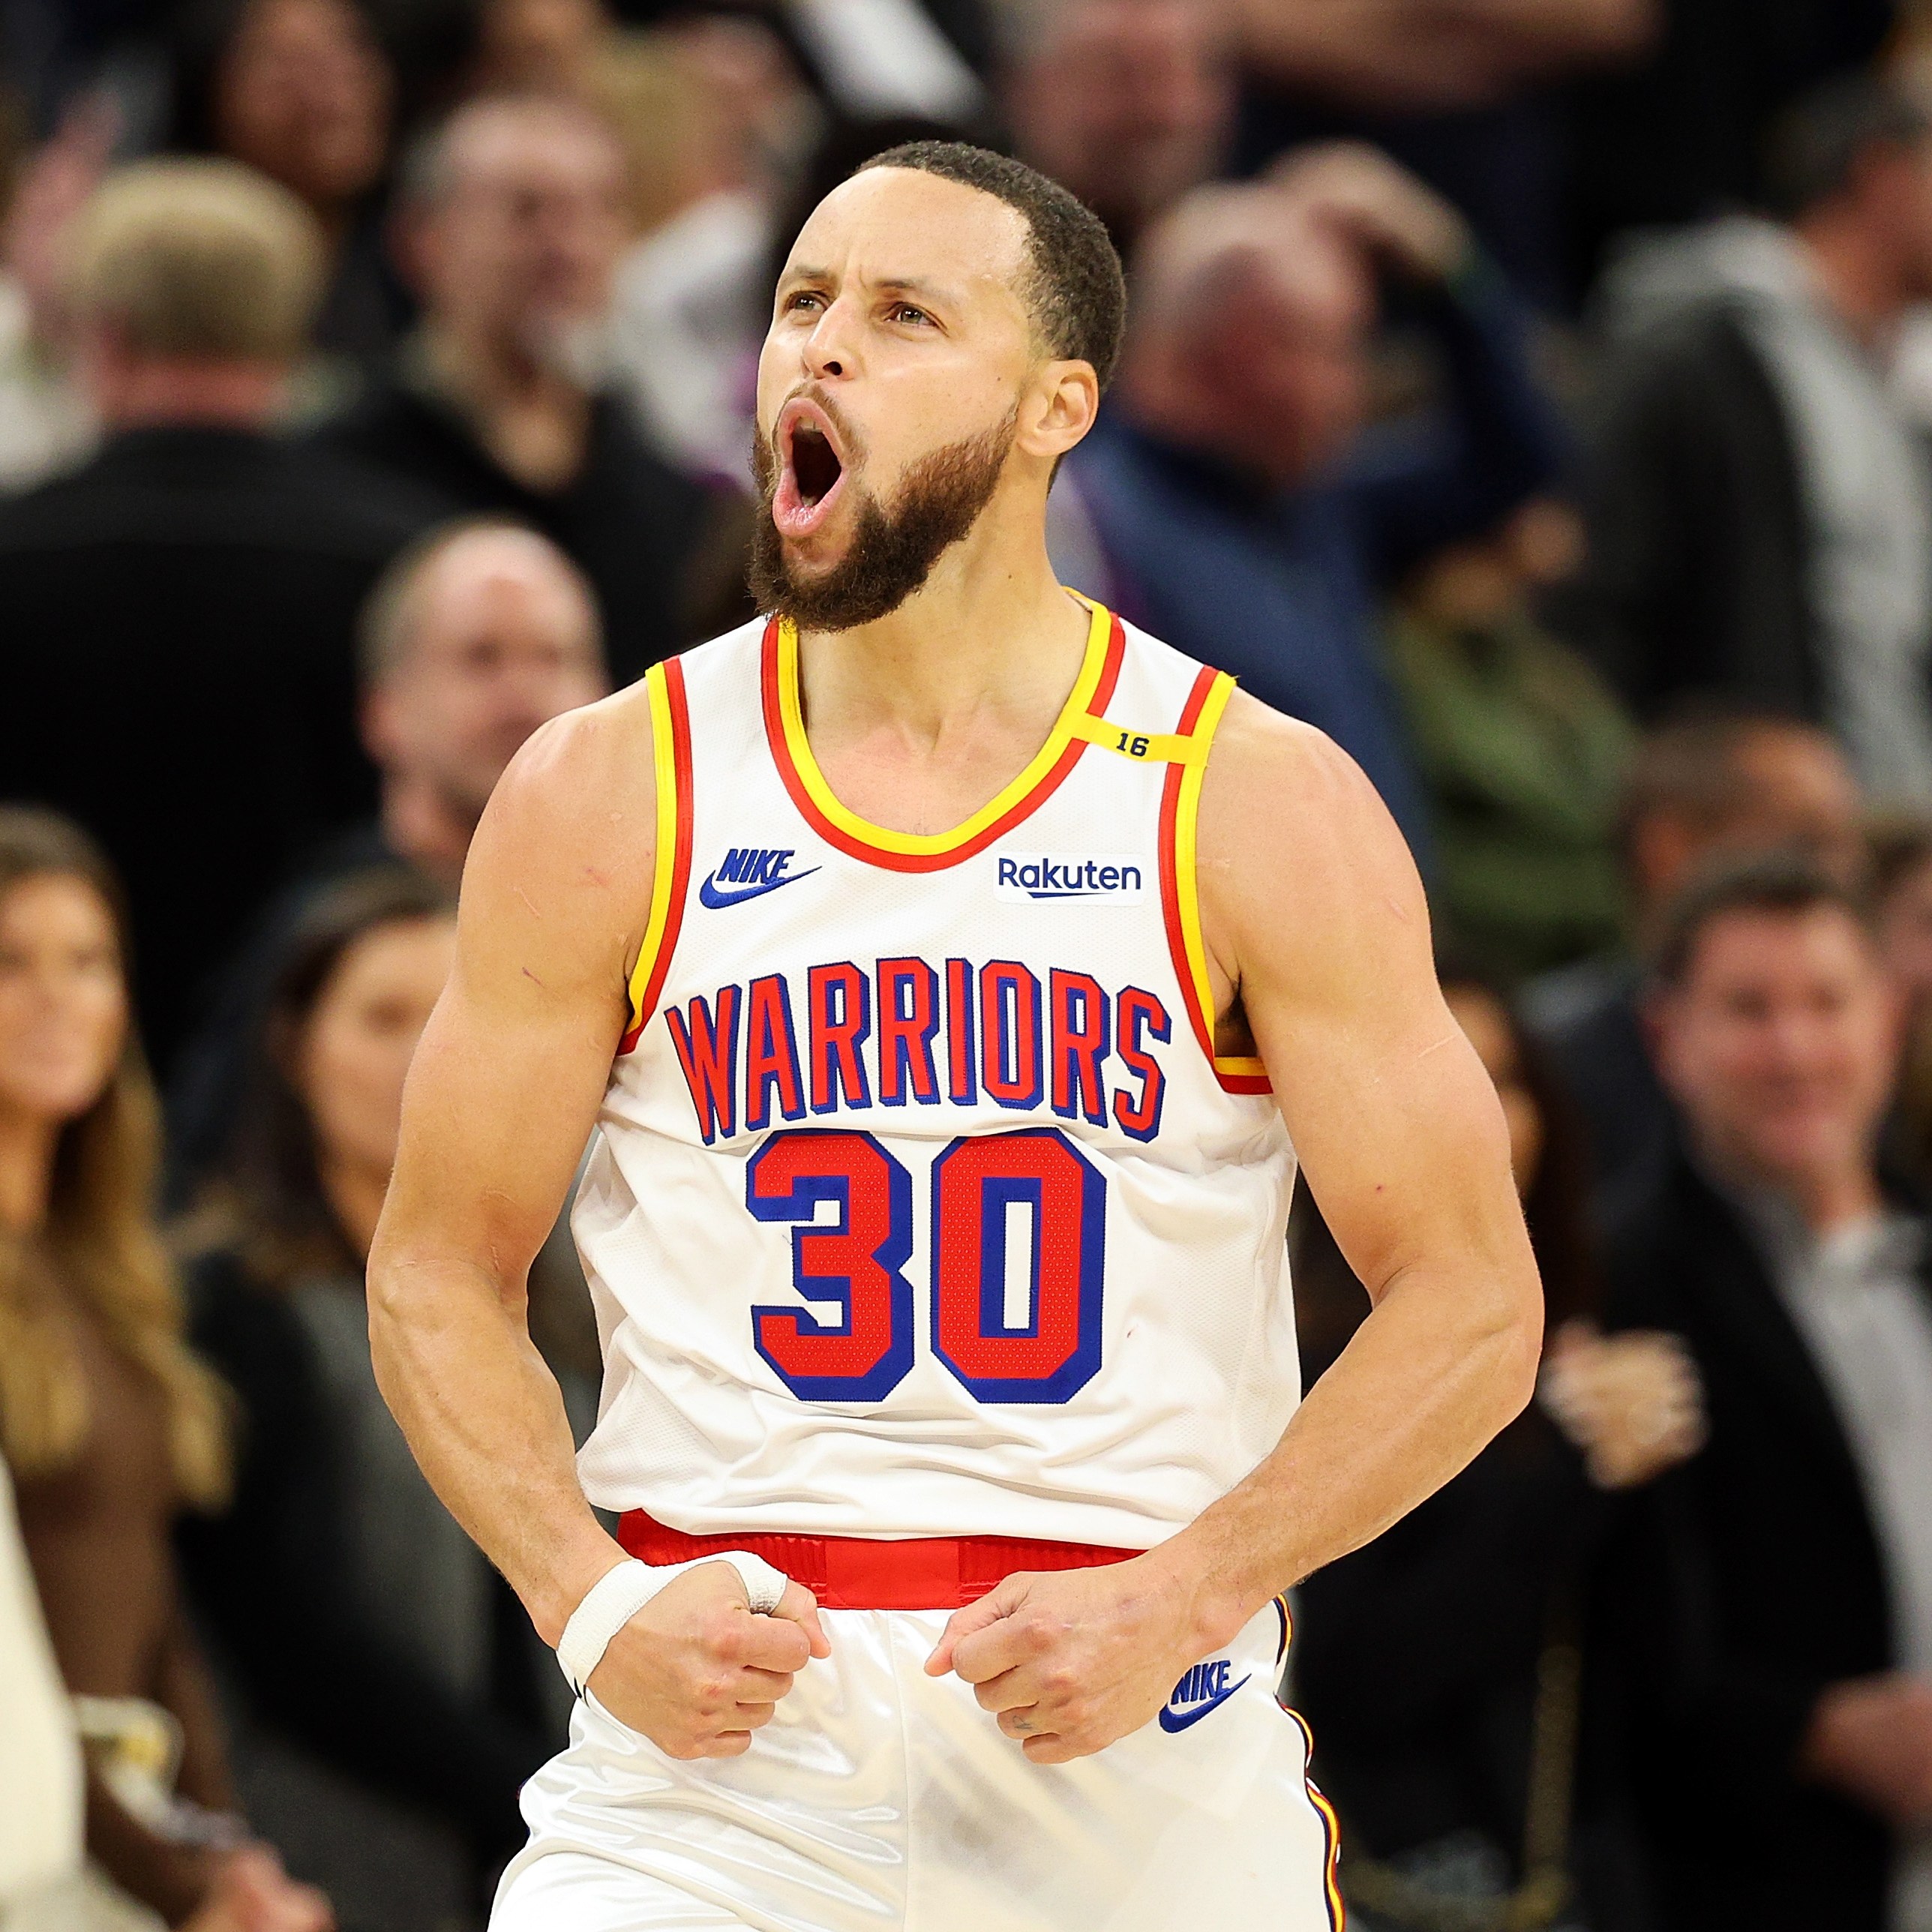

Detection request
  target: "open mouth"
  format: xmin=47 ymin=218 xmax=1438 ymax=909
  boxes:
xmin=771 ymin=399 xmax=850 ymax=539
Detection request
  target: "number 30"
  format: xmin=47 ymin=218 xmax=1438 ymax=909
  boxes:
xmin=746 ymin=1127 xmax=1106 ymax=1405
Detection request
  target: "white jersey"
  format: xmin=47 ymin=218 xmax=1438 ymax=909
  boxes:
xmin=573 ymin=596 xmax=1299 ymax=1550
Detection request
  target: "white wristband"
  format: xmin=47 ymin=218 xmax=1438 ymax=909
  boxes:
xmin=555 ymin=1552 xmax=792 ymax=1696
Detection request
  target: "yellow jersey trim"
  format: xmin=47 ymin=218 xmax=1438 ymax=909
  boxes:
xmin=624 ymin=662 xmax=685 ymax=1040
xmin=773 ymin=594 xmax=1114 ymax=859
xmin=1174 ymin=670 xmax=1269 ymax=1082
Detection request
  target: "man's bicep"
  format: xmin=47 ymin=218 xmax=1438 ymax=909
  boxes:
xmin=1263 ymin=982 xmax=1519 ymax=1302
xmin=382 ymin=710 xmax=651 ymax=1276
xmin=1210 ymin=713 xmax=1520 ymax=1298
xmin=390 ymin=980 xmax=618 ymax=1273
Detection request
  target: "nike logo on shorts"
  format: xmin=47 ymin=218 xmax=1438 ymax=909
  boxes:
xmin=1159 ymin=1660 xmax=1250 ymax=1732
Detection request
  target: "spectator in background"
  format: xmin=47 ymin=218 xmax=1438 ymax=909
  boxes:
xmin=1606 ymin=856 xmax=1932 ymax=1932
xmin=178 ymin=871 xmax=558 ymax=1932
xmin=1005 ymin=0 xmax=1233 ymax=255
xmin=1570 ymin=74 xmax=1932 ymax=808
xmin=0 ymin=158 xmax=437 ymax=1081
xmin=1292 ymin=964 xmax=1700 ymax=1931
xmin=0 ymin=810 xmax=330 ymax=1932
xmin=167 ymin=519 xmax=608 ymax=1206
xmin=1055 ymin=144 xmax=1565 ymax=858
xmin=1524 ymin=710 xmax=1863 ymax=1198
xmin=316 ymin=93 xmax=747 ymax=683
xmin=1388 ymin=497 xmax=1634 ymax=979
xmin=356 ymin=518 xmax=608 ymax=881
xmin=167 ymin=0 xmax=407 ymax=376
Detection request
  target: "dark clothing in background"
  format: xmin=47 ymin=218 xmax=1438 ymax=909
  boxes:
xmin=15 ymin=1286 xmax=234 ymax=1923
xmin=181 ymin=1247 xmax=557 ymax=1929
xmin=1600 ymin=1150 xmax=1903 ymax=1932
xmin=312 ymin=206 xmax=416 ymax=374
xmin=1060 ymin=260 xmax=1565 ymax=865
xmin=1288 ymin=1196 xmax=1651 ymax=1932
xmin=1562 ymin=301 xmax=1818 ymax=722
xmin=314 ymin=362 xmax=734 ymax=687
xmin=0 ymin=427 xmax=435 ymax=1076
xmin=1566 ymin=0 xmax=1893 ymax=291
xmin=1521 ymin=959 xmax=1667 ymax=1204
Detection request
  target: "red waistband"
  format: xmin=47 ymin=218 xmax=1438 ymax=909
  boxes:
xmin=617 ymin=1510 xmax=1141 ymax=1611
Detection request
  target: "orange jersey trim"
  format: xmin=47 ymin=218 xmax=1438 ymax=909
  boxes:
xmin=760 ymin=596 xmax=1125 ymax=873
xmin=1158 ymin=668 xmax=1272 ymax=1095
xmin=620 ymin=657 xmax=694 ymax=1053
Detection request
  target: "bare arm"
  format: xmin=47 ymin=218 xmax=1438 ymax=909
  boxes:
xmin=368 ymin=701 xmax=650 ymax=1641
xmin=368 ymin=693 xmax=826 ymax=1758
xmin=930 ymin=699 xmax=1541 ymax=1760
xmin=1177 ymin=697 xmax=1542 ymax=1614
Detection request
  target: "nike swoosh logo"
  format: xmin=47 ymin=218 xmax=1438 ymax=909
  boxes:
xmin=698 ymin=866 xmax=821 ymax=910
xmin=1157 ymin=1672 xmax=1251 ymax=1733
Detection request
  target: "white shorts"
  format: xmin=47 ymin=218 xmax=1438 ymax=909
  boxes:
xmin=491 ymin=1602 xmax=1341 ymax=1932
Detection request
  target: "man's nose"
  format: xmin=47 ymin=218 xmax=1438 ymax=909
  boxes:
xmin=802 ymin=296 xmax=861 ymax=381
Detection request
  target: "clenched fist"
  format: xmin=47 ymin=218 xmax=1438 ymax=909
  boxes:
xmin=587 ymin=1560 xmax=831 ymax=1760
xmin=924 ymin=1551 xmax=1232 ymax=1766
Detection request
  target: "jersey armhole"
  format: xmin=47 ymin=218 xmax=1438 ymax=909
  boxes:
xmin=620 ymin=658 xmax=695 ymax=1055
xmin=1158 ymin=667 xmax=1272 ymax=1095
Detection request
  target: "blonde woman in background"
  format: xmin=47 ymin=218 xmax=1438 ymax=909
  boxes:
xmin=0 ymin=808 xmax=328 ymax=1932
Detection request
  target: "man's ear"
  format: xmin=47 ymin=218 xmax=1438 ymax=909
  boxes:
xmin=1019 ymin=360 xmax=1101 ymax=462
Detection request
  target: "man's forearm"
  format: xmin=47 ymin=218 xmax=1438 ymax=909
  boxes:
xmin=368 ymin=1249 xmax=622 ymax=1644
xmin=1170 ymin=1262 xmax=1540 ymax=1635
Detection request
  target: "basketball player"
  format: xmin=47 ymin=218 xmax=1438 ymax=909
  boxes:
xmin=369 ymin=142 xmax=1543 ymax=1930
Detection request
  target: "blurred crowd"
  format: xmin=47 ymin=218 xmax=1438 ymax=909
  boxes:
xmin=4 ymin=1 xmax=1932 ymax=1930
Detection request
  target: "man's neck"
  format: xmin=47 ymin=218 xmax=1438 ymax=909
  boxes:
xmin=790 ymin=504 xmax=1092 ymax=835
xmin=420 ymin=325 xmax=590 ymax=492
xmin=381 ymin=772 xmax=476 ymax=886
xmin=1798 ymin=217 xmax=1914 ymax=350
xmin=95 ymin=356 xmax=284 ymax=434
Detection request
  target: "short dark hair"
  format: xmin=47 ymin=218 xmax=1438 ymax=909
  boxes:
xmin=1652 ymin=850 xmax=1874 ymax=988
xmin=1762 ymin=73 xmax=1930 ymax=220
xmin=856 ymin=141 xmax=1127 ymax=390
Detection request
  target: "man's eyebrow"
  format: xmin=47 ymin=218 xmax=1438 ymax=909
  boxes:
xmin=873 ymin=274 xmax=961 ymax=306
xmin=775 ymin=266 xmax=964 ymax=305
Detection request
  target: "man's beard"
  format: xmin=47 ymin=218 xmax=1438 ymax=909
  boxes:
xmin=748 ymin=407 xmax=1018 ymax=632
